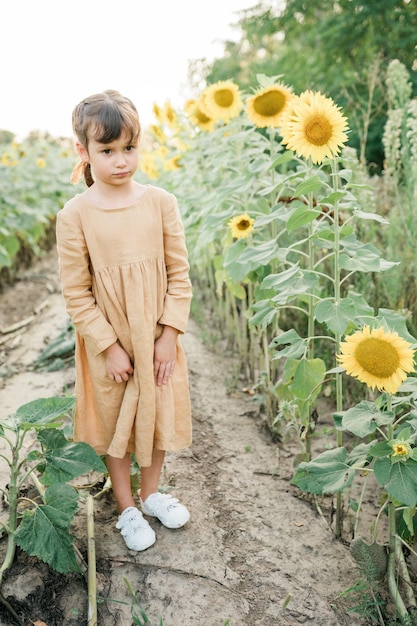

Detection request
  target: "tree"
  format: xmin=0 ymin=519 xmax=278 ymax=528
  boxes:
xmin=195 ymin=0 xmax=417 ymax=168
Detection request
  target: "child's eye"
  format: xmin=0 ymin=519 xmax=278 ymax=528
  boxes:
xmin=102 ymin=148 xmax=112 ymax=155
xmin=125 ymin=145 xmax=135 ymax=152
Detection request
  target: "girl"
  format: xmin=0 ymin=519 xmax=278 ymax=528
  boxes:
xmin=56 ymin=90 xmax=192 ymax=552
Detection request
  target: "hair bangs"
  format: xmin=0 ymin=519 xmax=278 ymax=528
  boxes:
xmin=91 ymin=101 xmax=140 ymax=145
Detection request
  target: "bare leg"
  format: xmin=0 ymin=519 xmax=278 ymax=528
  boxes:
xmin=140 ymin=448 xmax=165 ymax=502
xmin=106 ymin=453 xmax=135 ymax=514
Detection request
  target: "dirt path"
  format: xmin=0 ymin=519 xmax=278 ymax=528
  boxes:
xmin=0 ymin=250 xmax=364 ymax=626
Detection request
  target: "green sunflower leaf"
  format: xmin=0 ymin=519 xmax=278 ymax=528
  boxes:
xmin=335 ymin=401 xmax=394 ymax=437
xmin=224 ymin=276 xmax=246 ymax=300
xmin=268 ymin=271 xmax=318 ymax=305
xmin=402 ymin=507 xmax=416 ymax=536
xmin=314 ymin=298 xmax=357 ymax=334
xmin=347 ymin=442 xmax=376 ymax=467
xmin=368 ymin=441 xmax=393 ymax=458
xmin=223 ymin=239 xmax=283 ymax=283
xmin=14 ymin=396 xmax=75 ymax=429
xmin=262 ymin=263 xmax=300 ymax=290
xmin=346 ymin=290 xmax=374 ymax=317
xmin=0 ymin=243 xmax=12 ymax=267
xmin=248 ymin=299 xmax=278 ymax=330
xmin=37 ymin=428 xmax=106 ymax=486
xmin=14 ymin=484 xmax=80 ymax=573
xmin=286 ymin=205 xmax=321 ymax=234
xmin=269 ymin=328 xmax=307 ymax=360
xmin=291 ymin=447 xmax=355 ymax=494
xmin=374 ymin=457 xmax=417 ymax=507
xmin=353 ymin=210 xmax=390 ymax=224
xmin=339 ymin=251 xmax=394 ymax=273
xmin=375 ymin=308 xmax=417 ymax=345
xmin=294 ymin=175 xmax=324 ymax=196
xmin=289 ymin=357 xmax=326 ymax=401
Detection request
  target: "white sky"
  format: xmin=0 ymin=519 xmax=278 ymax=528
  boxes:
xmin=2 ymin=0 xmax=258 ymax=140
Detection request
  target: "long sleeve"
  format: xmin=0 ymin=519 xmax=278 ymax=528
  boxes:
xmin=158 ymin=194 xmax=192 ymax=334
xmin=56 ymin=202 xmax=118 ymax=355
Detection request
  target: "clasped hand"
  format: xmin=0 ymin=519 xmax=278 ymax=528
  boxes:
xmin=105 ymin=326 xmax=178 ymax=386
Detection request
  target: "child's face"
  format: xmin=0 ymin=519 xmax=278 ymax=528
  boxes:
xmin=78 ymin=129 xmax=140 ymax=187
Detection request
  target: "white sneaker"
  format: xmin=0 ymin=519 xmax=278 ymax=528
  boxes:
xmin=116 ymin=506 xmax=156 ymax=551
xmin=140 ymin=492 xmax=190 ymax=529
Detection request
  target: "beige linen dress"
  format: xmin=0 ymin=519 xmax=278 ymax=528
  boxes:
xmin=56 ymin=184 xmax=192 ymax=467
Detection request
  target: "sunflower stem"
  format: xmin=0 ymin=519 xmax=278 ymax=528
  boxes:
xmin=385 ymin=395 xmax=409 ymax=619
xmin=395 ymin=534 xmax=417 ymax=610
xmin=87 ymin=493 xmax=98 ymax=626
xmin=331 ymin=158 xmax=344 ymax=538
xmin=302 ymin=156 xmax=317 ymax=460
xmin=387 ymin=501 xmax=408 ymax=619
xmin=352 ymin=471 xmax=369 ymax=539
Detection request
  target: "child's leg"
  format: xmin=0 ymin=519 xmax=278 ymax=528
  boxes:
xmin=139 ymin=448 xmax=190 ymax=529
xmin=110 ymin=452 xmax=156 ymax=552
xmin=106 ymin=453 xmax=136 ymax=513
xmin=140 ymin=448 xmax=165 ymax=501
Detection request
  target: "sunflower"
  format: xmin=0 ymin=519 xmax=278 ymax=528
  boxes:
xmin=279 ymin=90 xmax=328 ymax=127
xmin=391 ymin=441 xmax=411 ymax=458
xmin=246 ymin=83 xmax=294 ymax=129
xmin=163 ymin=101 xmax=178 ymax=128
xmin=139 ymin=152 xmax=159 ymax=180
xmin=152 ymin=102 xmax=165 ymax=124
xmin=1 ymin=152 xmax=18 ymax=167
xmin=187 ymin=100 xmax=215 ymax=132
xmin=149 ymin=124 xmax=167 ymax=143
xmin=184 ymin=98 xmax=196 ymax=114
xmin=164 ymin=154 xmax=182 ymax=172
xmin=200 ymin=81 xmax=243 ymax=122
xmin=337 ymin=326 xmax=415 ymax=394
xmin=280 ymin=91 xmax=349 ymax=164
xmin=228 ymin=213 xmax=255 ymax=239
xmin=155 ymin=145 xmax=169 ymax=159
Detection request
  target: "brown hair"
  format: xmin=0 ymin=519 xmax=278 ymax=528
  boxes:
xmin=72 ymin=90 xmax=141 ymax=187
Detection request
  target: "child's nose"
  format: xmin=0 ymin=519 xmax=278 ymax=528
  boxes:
xmin=115 ymin=153 xmax=127 ymax=166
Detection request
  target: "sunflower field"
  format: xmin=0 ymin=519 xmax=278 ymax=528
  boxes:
xmin=136 ymin=65 xmax=417 ymax=622
xmin=0 ymin=133 xmax=76 ymax=284
xmin=2 ymin=58 xmax=417 ymax=622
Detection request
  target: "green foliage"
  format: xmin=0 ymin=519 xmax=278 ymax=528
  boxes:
xmin=123 ymin=577 xmax=164 ymax=625
xmin=0 ymin=135 xmax=77 ymax=279
xmin=350 ymin=537 xmax=387 ymax=582
xmin=0 ymin=130 xmax=15 ymax=144
xmin=292 ymin=383 xmax=417 ymax=618
xmin=34 ymin=320 xmax=75 ymax=371
xmin=201 ymin=1 xmax=417 ymax=169
xmin=291 ymin=446 xmax=358 ymax=494
xmin=339 ymin=577 xmax=386 ymax=624
xmin=0 ymin=396 xmax=106 ymax=583
xmin=15 ymin=483 xmax=80 ymax=573
xmin=140 ymin=68 xmax=417 ymax=619
xmin=292 ymin=383 xmax=417 ymax=507
xmin=376 ymin=60 xmax=417 ymax=334
xmin=38 ymin=428 xmax=105 ymax=486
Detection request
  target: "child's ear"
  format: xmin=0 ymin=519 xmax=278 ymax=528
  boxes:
xmin=75 ymin=142 xmax=89 ymax=162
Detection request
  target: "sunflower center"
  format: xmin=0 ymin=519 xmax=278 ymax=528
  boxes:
xmin=392 ymin=443 xmax=410 ymax=457
xmin=237 ymin=219 xmax=250 ymax=231
xmin=354 ymin=338 xmax=400 ymax=378
xmin=254 ymin=91 xmax=286 ymax=117
xmin=304 ymin=115 xmax=333 ymax=146
xmin=214 ymin=89 xmax=234 ymax=108
xmin=196 ymin=109 xmax=211 ymax=123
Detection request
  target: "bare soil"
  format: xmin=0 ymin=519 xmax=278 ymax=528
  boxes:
xmin=0 ymin=249 xmax=372 ymax=626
